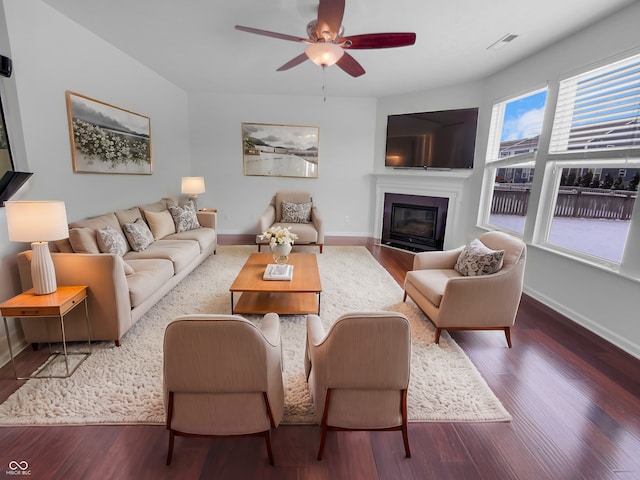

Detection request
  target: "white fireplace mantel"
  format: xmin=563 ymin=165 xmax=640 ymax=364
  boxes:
xmin=374 ymin=173 xmax=468 ymax=250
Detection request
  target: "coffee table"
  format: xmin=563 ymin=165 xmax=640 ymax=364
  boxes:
xmin=230 ymin=253 xmax=322 ymax=315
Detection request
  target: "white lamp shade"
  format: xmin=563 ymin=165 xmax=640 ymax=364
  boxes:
xmin=181 ymin=177 xmax=206 ymax=195
xmin=5 ymin=201 xmax=69 ymax=242
xmin=305 ymin=43 xmax=345 ymax=67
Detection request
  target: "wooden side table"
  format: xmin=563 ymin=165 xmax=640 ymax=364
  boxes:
xmin=1 ymin=286 xmax=91 ymax=379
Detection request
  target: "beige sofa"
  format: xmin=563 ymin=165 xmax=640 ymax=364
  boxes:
xmin=17 ymin=197 xmax=217 ymax=347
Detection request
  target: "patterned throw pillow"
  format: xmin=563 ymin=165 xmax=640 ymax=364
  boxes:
xmin=454 ymin=239 xmax=505 ymax=276
xmin=168 ymin=202 xmax=200 ymax=233
xmin=96 ymin=225 xmax=128 ymax=257
xmin=123 ymin=218 xmax=155 ymax=252
xmin=281 ymin=201 xmax=312 ymax=223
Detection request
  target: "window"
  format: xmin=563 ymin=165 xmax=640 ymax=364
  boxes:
xmin=540 ymin=53 xmax=640 ymax=266
xmin=480 ymin=89 xmax=548 ymax=234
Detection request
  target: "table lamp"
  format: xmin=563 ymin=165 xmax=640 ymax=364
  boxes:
xmin=5 ymin=201 xmax=69 ymax=295
xmin=181 ymin=176 xmax=205 ymax=209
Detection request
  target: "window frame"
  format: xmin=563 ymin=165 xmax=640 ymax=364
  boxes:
xmin=478 ymin=49 xmax=640 ymax=278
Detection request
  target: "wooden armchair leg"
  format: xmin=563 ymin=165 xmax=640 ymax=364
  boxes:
xmin=166 ymin=430 xmax=175 ymax=465
xmin=434 ymin=328 xmax=442 ymax=344
xmin=504 ymin=327 xmax=512 ymax=348
xmin=403 ymin=291 xmax=408 ymax=302
xmin=401 ymin=389 xmax=411 ymax=458
xmin=317 ymin=388 xmax=332 ymax=460
xmin=264 ymin=430 xmax=274 ymax=466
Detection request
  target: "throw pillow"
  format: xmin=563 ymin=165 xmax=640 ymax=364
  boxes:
xmin=454 ymin=239 xmax=505 ymax=277
xmin=68 ymin=227 xmax=101 ymax=254
xmin=281 ymin=201 xmax=312 ymax=223
xmin=168 ymin=203 xmax=200 ymax=233
xmin=144 ymin=209 xmax=176 ymax=240
xmin=96 ymin=225 xmax=128 ymax=257
xmin=123 ymin=218 xmax=155 ymax=252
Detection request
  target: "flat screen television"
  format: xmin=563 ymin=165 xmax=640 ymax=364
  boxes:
xmin=385 ymin=107 xmax=478 ymax=169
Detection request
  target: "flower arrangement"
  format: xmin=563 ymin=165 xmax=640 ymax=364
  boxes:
xmin=259 ymin=226 xmax=298 ymax=245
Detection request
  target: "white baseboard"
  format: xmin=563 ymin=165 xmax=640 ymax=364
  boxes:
xmin=523 ymin=286 xmax=640 ymax=361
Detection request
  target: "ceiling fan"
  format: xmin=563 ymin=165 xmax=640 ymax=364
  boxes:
xmin=235 ymin=0 xmax=416 ymax=78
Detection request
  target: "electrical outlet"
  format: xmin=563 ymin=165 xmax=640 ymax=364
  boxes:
xmin=344 ymin=215 xmax=350 ymax=223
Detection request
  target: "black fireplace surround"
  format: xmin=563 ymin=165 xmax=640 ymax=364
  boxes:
xmin=382 ymin=193 xmax=448 ymax=252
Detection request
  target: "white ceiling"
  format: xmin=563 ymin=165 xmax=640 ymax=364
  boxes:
xmin=42 ymin=0 xmax=637 ymax=97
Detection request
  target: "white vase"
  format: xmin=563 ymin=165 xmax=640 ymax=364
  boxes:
xmin=271 ymin=243 xmax=292 ymax=264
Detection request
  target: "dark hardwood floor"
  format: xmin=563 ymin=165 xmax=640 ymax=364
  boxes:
xmin=1 ymin=235 xmax=639 ymax=479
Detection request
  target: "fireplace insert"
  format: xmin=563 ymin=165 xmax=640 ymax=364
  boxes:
xmin=382 ymin=193 xmax=448 ymax=252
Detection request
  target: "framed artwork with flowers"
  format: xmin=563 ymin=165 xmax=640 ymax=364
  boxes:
xmin=65 ymin=91 xmax=152 ymax=174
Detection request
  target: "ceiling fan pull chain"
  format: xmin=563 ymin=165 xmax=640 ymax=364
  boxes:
xmin=322 ymin=65 xmax=327 ymax=102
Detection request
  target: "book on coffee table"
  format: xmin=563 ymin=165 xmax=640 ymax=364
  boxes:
xmin=263 ymin=264 xmax=293 ymax=281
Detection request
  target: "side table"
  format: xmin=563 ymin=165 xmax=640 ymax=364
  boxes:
xmin=1 ymin=285 xmax=91 ymax=379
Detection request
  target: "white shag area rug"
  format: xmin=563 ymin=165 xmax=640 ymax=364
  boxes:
xmin=0 ymin=245 xmax=511 ymax=426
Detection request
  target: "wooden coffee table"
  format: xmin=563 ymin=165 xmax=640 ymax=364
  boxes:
xmin=230 ymin=253 xmax=322 ymax=315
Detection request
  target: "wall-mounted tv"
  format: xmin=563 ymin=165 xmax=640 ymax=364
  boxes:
xmin=385 ymin=107 xmax=478 ymax=169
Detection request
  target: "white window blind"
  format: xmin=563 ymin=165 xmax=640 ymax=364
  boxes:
xmin=549 ymin=53 xmax=640 ymax=154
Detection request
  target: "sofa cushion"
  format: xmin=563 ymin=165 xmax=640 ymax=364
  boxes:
xmin=67 ymin=228 xmax=99 ymax=254
xmin=115 ymin=206 xmax=142 ymax=226
xmin=123 ymin=239 xmax=200 ymax=274
xmin=123 ymin=261 xmax=135 ymax=275
xmin=144 ymin=209 xmax=176 ymax=240
xmin=122 ymin=218 xmax=155 ymax=252
xmin=405 ymin=269 xmax=462 ymax=307
xmin=166 ymin=227 xmax=216 ymax=252
xmin=139 ymin=198 xmax=177 ymax=221
xmin=123 ymin=258 xmax=174 ymax=308
xmin=168 ymin=202 xmax=200 ymax=232
xmin=270 ymin=222 xmax=318 ymax=244
xmin=68 ymin=212 xmax=124 ymax=254
xmin=454 ymin=239 xmax=505 ymax=277
xmin=281 ymin=201 xmax=312 ymax=223
xmin=97 ymin=225 xmax=129 ymax=256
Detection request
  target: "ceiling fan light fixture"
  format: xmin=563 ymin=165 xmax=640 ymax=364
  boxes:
xmin=305 ymin=42 xmax=344 ymax=67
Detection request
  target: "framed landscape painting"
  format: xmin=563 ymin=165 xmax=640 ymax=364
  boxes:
xmin=66 ymin=91 xmax=152 ymax=174
xmin=242 ymin=122 xmax=319 ymax=178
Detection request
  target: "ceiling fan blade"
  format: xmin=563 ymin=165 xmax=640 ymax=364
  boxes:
xmin=316 ymin=0 xmax=345 ymax=40
xmin=336 ymin=51 xmax=365 ymax=77
xmin=235 ymin=25 xmax=308 ymax=43
xmin=340 ymin=32 xmax=417 ymax=49
xmin=277 ymin=53 xmax=309 ymax=71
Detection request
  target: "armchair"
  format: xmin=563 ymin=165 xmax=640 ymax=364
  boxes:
xmin=305 ymin=312 xmax=411 ymax=460
xmin=257 ymin=190 xmax=324 ymax=253
xmin=403 ymin=231 xmax=526 ymax=347
xmin=163 ymin=313 xmax=284 ymax=466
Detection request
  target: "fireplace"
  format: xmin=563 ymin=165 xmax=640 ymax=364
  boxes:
xmin=382 ymin=193 xmax=448 ymax=252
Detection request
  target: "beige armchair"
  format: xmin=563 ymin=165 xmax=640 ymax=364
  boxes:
xmin=257 ymin=190 xmax=324 ymax=253
xmin=305 ymin=312 xmax=411 ymax=460
xmin=403 ymin=231 xmax=526 ymax=347
xmin=163 ymin=313 xmax=284 ymax=466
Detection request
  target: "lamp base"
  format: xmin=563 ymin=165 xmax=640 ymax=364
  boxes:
xmin=31 ymin=241 xmax=57 ymax=295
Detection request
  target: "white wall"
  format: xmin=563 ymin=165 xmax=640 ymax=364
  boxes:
xmin=0 ymin=0 xmax=192 ymax=365
xmin=188 ymin=93 xmax=376 ymax=236
xmin=374 ymin=82 xmax=485 ymax=247
xmin=467 ymin=1 xmax=640 ymax=358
